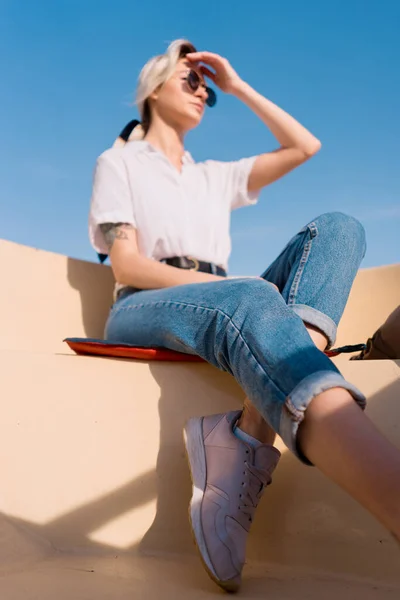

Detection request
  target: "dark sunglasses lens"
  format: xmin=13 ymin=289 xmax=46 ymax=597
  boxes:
xmin=206 ymin=87 xmax=217 ymax=108
xmin=187 ymin=70 xmax=200 ymax=91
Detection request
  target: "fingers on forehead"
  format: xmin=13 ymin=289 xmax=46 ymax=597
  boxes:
xmin=182 ymin=59 xmax=200 ymax=71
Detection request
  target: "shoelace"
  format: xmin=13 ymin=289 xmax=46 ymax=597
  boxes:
xmin=238 ymin=460 xmax=269 ymax=522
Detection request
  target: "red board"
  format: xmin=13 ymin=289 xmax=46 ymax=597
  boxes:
xmin=64 ymin=338 xmax=205 ymax=362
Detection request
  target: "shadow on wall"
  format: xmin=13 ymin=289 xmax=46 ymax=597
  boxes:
xmin=3 ymin=365 xmax=400 ymax=583
xmin=140 ymin=361 xmax=400 ymax=581
xmin=66 ymin=257 xmax=114 ymax=339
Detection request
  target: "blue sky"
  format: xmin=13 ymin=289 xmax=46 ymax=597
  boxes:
xmin=0 ymin=0 xmax=399 ymax=275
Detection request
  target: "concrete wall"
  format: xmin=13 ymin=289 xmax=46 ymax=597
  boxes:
xmin=0 ymin=238 xmax=399 ymax=598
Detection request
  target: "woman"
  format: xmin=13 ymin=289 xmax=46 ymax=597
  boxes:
xmin=89 ymin=39 xmax=400 ymax=592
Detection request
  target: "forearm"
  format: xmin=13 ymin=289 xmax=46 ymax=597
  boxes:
xmin=115 ymin=253 xmax=224 ymax=289
xmin=232 ymin=80 xmax=321 ymax=155
xmin=101 ymin=222 xmax=224 ymax=289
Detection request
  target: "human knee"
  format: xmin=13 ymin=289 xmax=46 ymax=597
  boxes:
xmin=222 ymin=278 xmax=279 ymax=316
xmin=316 ymin=212 xmax=366 ymax=253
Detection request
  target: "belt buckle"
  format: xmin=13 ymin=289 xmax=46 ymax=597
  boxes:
xmin=187 ymin=256 xmax=199 ymax=271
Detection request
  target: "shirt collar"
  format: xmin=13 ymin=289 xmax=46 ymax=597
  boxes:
xmin=182 ymin=150 xmax=194 ymax=165
xmin=125 ymin=140 xmax=194 ymax=165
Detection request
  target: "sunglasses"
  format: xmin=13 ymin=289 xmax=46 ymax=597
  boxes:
xmin=184 ymin=69 xmax=217 ymax=108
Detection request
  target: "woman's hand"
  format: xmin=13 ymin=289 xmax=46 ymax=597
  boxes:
xmin=186 ymin=51 xmax=243 ymax=94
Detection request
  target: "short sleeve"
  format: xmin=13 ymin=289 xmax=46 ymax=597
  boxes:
xmin=88 ymin=149 xmax=136 ymax=254
xmin=218 ymin=156 xmax=260 ymax=211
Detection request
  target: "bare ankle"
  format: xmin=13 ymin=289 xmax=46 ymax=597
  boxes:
xmin=305 ymin=323 xmax=328 ymax=352
xmin=237 ymin=404 xmax=276 ymax=446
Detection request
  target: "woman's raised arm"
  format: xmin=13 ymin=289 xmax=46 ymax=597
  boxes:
xmin=187 ymin=51 xmax=321 ymax=191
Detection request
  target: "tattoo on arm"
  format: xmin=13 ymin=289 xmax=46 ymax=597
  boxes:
xmin=99 ymin=223 xmax=133 ymax=250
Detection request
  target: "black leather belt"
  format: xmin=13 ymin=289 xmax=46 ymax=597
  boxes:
xmin=116 ymin=256 xmax=228 ymax=302
xmin=161 ymin=256 xmax=227 ymax=277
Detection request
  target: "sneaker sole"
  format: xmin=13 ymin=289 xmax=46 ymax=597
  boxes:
xmin=183 ymin=417 xmax=240 ymax=593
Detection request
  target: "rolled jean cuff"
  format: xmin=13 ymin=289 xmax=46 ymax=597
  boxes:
xmin=290 ymin=304 xmax=337 ymax=349
xmin=279 ymin=370 xmax=366 ymax=466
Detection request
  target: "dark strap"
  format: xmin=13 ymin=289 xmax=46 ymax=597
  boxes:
xmin=98 ymin=253 xmax=108 ymax=264
xmin=161 ymin=256 xmax=227 ymax=277
xmin=326 ymin=343 xmax=367 ymax=358
xmin=118 ymin=119 xmax=141 ymax=142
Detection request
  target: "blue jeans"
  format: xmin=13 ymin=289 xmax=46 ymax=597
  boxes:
xmin=105 ymin=212 xmax=367 ymax=463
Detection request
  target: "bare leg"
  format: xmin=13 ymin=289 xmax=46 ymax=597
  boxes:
xmin=238 ymin=323 xmax=328 ymax=444
xmin=298 ymin=387 xmax=400 ymax=540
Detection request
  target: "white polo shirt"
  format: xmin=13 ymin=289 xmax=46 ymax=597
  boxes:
xmin=89 ymin=140 xmax=259 ymax=271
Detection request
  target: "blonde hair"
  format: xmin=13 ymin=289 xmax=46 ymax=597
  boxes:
xmin=113 ymin=39 xmax=196 ymax=147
